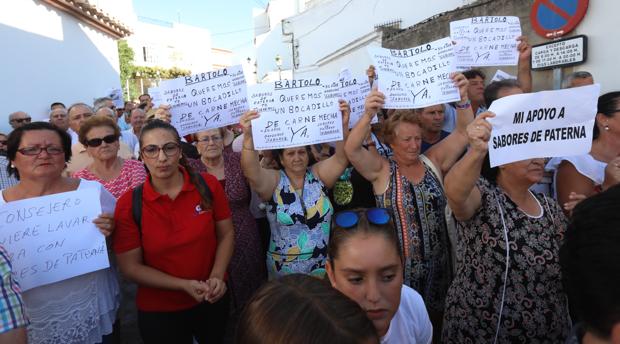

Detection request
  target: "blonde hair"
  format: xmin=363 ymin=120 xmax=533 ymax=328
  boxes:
xmin=382 ymin=109 xmax=422 ymax=145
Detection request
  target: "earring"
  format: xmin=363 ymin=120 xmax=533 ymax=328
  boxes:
xmin=10 ymin=164 xmax=14 ymax=168
xmin=605 ymin=125 xmax=610 ymax=131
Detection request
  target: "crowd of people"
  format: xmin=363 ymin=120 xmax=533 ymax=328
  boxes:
xmin=0 ymin=41 xmax=619 ymax=344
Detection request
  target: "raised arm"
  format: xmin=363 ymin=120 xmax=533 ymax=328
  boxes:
xmin=239 ymin=110 xmax=279 ymax=201
xmin=516 ymin=35 xmax=532 ymax=93
xmin=444 ymin=112 xmax=495 ymax=221
xmin=426 ymin=73 xmax=475 ymax=175
xmin=344 ymin=90 xmax=386 ymax=184
xmin=314 ymin=100 xmax=350 ymax=188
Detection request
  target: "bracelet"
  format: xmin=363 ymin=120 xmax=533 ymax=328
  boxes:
xmin=455 ymin=100 xmax=471 ymax=109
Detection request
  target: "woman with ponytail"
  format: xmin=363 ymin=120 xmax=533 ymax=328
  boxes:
xmin=113 ymin=120 xmax=234 ymax=343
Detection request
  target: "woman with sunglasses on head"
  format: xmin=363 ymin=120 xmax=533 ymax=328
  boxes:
xmin=326 ymin=208 xmax=433 ymax=343
xmin=72 ymin=115 xmax=147 ymax=199
xmin=239 ymin=101 xmax=350 ymax=279
xmin=113 ymin=120 xmax=235 ymax=343
xmin=2 ymin=122 xmax=119 ymax=343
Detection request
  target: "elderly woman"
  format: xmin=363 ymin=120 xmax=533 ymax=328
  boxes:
xmin=239 ymin=100 xmax=350 ymax=279
xmin=3 ymin=122 xmax=119 ymax=343
xmin=190 ymin=127 xmax=266 ymax=320
xmin=345 ymin=74 xmax=473 ymax=328
xmin=440 ymin=113 xmax=571 ymax=342
xmin=547 ymin=91 xmax=620 ymax=213
xmin=72 ymin=115 xmax=147 ymax=199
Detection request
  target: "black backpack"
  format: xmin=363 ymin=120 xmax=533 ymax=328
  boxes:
xmin=131 ymin=174 xmax=213 ymax=236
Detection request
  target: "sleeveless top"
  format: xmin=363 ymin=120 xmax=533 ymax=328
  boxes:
xmin=265 ymin=168 xmax=333 ymax=279
xmin=1 ymin=180 xmax=119 ymax=344
xmin=375 ymin=157 xmax=452 ymax=313
xmin=546 ymin=154 xmax=606 ymax=198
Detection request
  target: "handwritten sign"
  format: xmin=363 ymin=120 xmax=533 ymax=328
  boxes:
xmin=248 ymin=78 xmax=343 ymax=150
xmin=158 ymin=65 xmax=249 ymax=136
xmin=491 ymin=69 xmax=517 ymax=82
xmin=338 ymin=70 xmax=373 ymax=128
xmin=148 ymin=86 xmax=163 ymax=107
xmin=106 ymin=88 xmax=124 ymax=108
xmin=368 ymin=37 xmax=460 ymax=109
xmin=487 ymin=84 xmax=599 ymax=167
xmin=451 ymin=16 xmax=522 ymax=67
xmin=0 ymin=188 xmax=109 ymax=291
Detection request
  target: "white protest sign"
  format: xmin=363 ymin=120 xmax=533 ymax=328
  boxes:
xmin=159 ymin=65 xmax=249 ymax=136
xmin=368 ymin=37 xmax=460 ymax=109
xmin=451 ymin=16 xmax=522 ymax=67
xmin=148 ymin=87 xmax=163 ymax=107
xmin=248 ymin=78 xmax=343 ymax=150
xmin=491 ymin=69 xmax=517 ymax=82
xmin=487 ymin=84 xmax=600 ymax=167
xmin=0 ymin=188 xmax=109 ymax=291
xmin=106 ymin=88 xmax=124 ymax=108
xmin=338 ymin=70 xmax=373 ymax=128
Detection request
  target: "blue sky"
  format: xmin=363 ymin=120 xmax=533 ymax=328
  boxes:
xmin=132 ymin=0 xmax=266 ymax=62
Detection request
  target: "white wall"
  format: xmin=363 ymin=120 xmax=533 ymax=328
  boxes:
xmin=571 ymin=0 xmax=619 ymax=94
xmin=0 ymin=0 xmax=125 ymax=134
xmin=285 ymin=0 xmax=474 ymax=78
xmin=127 ymin=21 xmax=214 ymax=73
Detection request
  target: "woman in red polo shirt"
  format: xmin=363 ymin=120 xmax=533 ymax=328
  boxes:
xmin=113 ymin=120 xmax=234 ymax=344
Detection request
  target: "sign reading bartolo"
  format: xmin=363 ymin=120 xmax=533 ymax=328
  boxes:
xmin=531 ymin=35 xmax=587 ymax=70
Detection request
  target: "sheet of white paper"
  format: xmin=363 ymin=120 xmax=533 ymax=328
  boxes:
xmin=451 ymin=16 xmax=522 ymax=67
xmin=368 ymin=37 xmax=460 ymax=109
xmin=106 ymin=88 xmax=124 ymax=108
xmin=159 ymin=65 xmax=249 ymax=136
xmin=248 ymin=78 xmax=343 ymax=150
xmin=148 ymin=87 xmax=163 ymax=107
xmin=487 ymin=84 xmax=600 ymax=167
xmin=0 ymin=188 xmax=108 ymax=291
xmin=491 ymin=69 xmax=517 ymax=82
xmin=337 ymin=72 xmax=374 ymax=128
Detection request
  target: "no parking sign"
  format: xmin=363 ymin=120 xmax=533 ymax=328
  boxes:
xmin=530 ymin=0 xmax=589 ymax=38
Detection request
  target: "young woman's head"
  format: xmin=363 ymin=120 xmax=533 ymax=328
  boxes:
xmin=236 ymin=273 xmax=379 ymax=344
xmin=139 ymin=120 xmax=212 ymax=209
xmin=326 ymin=208 xmax=403 ymax=337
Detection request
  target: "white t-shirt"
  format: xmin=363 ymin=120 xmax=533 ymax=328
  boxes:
xmin=546 ymin=154 xmax=607 ymax=198
xmin=381 ymin=285 xmax=433 ymax=344
xmin=121 ymin=129 xmax=139 ymax=157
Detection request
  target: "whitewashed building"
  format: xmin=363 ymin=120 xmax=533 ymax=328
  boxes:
xmin=126 ymin=18 xmax=233 ymax=74
xmin=0 ymin=0 xmax=133 ymax=133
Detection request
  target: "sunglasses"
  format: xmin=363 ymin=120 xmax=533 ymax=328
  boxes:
xmin=12 ymin=118 xmax=31 ymax=124
xmin=334 ymin=208 xmax=391 ymax=229
xmin=0 ymin=141 xmax=7 ymax=145
xmin=86 ymin=134 xmax=118 ymax=147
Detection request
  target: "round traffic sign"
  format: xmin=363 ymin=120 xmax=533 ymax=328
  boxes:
xmin=530 ymin=0 xmax=589 ymax=38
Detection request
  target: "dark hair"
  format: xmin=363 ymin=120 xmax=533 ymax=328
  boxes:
xmin=139 ymin=120 xmax=212 ymax=210
xmin=593 ymin=92 xmax=620 ymax=139
xmin=328 ymin=208 xmax=401 ymax=267
xmin=6 ymin=122 xmax=72 ymax=179
xmin=139 ymin=94 xmax=151 ymax=100
xmin=272 ymin=146 xmax=313 ymax=169
xmin=78 ymin=115 xmax=121 ymax=146
xmin=463 ymin=69 xmax=486 ymax=81
xmin=484 ymin=79 xmax=522 ymax=108
xmin=50 ymin=102 xmax=65 ymax=110
xmin=560 ymin=185 xmax=620 ymax=339
xmin=236 ymin=274 xmax=379 ymax=344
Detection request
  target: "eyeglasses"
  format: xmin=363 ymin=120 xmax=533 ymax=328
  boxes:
xmin=85 ymin=134 xmax=118 ymax=147
xmin=334 ymin=208 xmax=391 ymax=229
xmin=11 ymin=118 xmax=31 ymax=124
xmin=141 ymin=142 xmax=181 ymax=158
xmin=17 ymin=146 xmax=64 ymax=156
xmin=197 ymin=135 xmax=223 ymax=143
